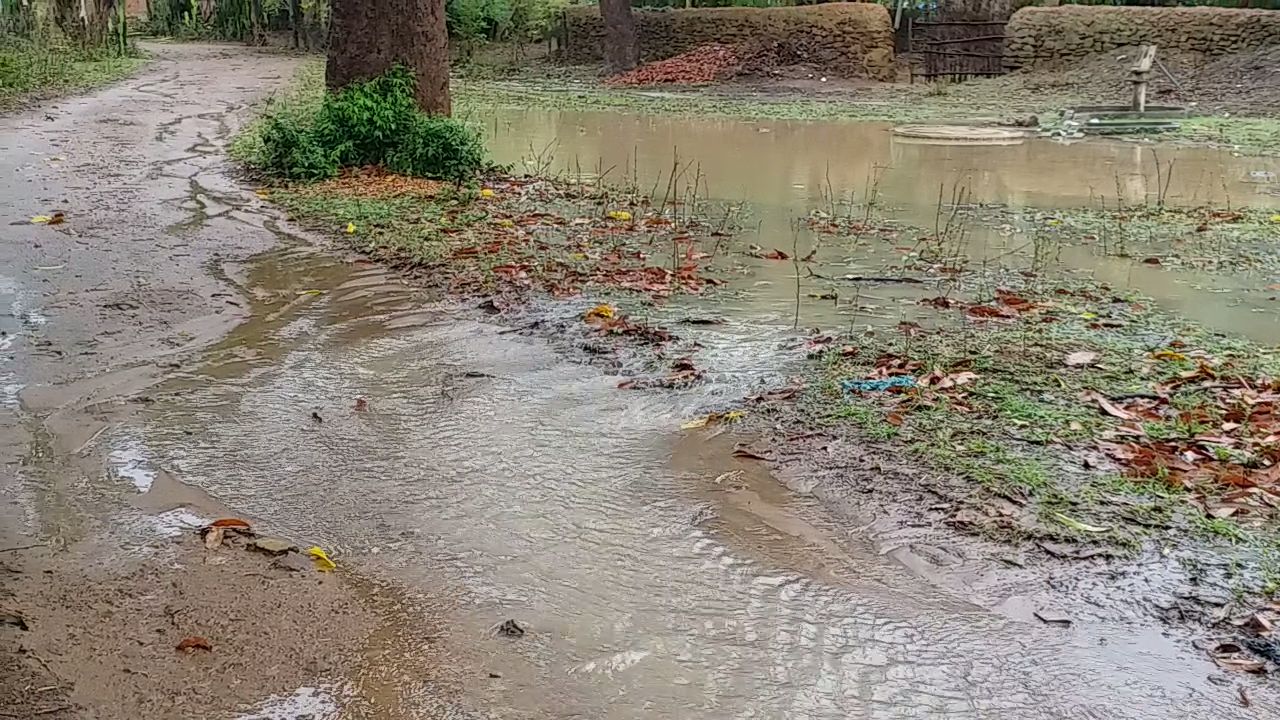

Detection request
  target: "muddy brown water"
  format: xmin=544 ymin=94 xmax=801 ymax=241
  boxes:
xmin=483 ymin=108 xmax=1280 ymax=342
xmin=4 ymin=47 xmax=1279 ymax=718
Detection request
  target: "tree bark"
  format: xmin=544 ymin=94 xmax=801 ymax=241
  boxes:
xmin=327 ymin=0 xmax=451 ymax=115
xmin=598 ymin=0 xmax=638 ymax=73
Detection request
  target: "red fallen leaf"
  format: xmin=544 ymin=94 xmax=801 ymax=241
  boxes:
xmin=617 ymin=380 xmax=637 ymax=389
xmin=966 ymin=305 xmax=1012 ymax=319
xmin=176 ymin=636 xmax=212 ymax=652
xmin=353 ymin=398 xmax=369 ymax=412
xmin=209 ymin=518 xmax=251 ymax=530
xmin=760 ymin=249 xmax=790 ymax=260
xmin=886 ymin=412 xmax=904 ymax=427
xmin=994 ymin=289 xmax=1035 ymax=312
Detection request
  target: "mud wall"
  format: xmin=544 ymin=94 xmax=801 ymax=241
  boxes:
xmin=560 ymin=3 xmax=896 ymax=81
xmin=1005 ymin=6 xmax=1280 ymax=67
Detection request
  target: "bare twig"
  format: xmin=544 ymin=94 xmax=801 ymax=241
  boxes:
xmin=0 ymin=543 xmax=44 ymax=553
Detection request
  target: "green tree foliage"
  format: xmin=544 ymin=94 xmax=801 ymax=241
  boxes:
xmin=447 ymin=0 xmax=568 ymax=46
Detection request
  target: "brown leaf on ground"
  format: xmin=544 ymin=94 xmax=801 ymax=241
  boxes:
xmin=176 ymin=636 xmax=212 ymax=652
xmin=753 ymin=249 xmax=790 ymax=261
xmin=965 ymin=304 xmax=1014 ymax=320
xmin=994 ymin=289 xmax=1036 ymax=312
xmin=353 ymin=398 xmax=369 ymax=412
xmin=1086 ymin=392 xmax=1139 ymax=421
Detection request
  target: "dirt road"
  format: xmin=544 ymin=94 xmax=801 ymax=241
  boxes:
xmin=0 ymin=43 xmax=470 ymax=719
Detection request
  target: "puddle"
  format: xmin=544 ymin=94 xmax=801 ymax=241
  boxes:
xmin=483 ymin=109 xmax=1280 ymax=342
xmin=115 ymin=244 xmax=1275 ymax=718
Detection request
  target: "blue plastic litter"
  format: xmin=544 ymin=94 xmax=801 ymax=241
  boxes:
xmin=841 ymin=376 xmax=916 ymax=393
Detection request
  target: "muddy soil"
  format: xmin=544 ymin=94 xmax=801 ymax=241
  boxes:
xmin=0 ymin=43 xmax=471 ymax=719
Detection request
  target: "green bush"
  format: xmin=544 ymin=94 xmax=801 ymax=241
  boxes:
xmin=258 ymin=108 xmax=341 ymax=180
xmin=387 ymin=115 xmax=488 ymax=181
xmin=246 ymin=65 xmax=487 ymax=183
xmin=312 ymin=66 xmax=420 ymax=167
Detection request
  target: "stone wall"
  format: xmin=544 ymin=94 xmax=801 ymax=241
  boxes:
xmin=561 ymin=3 xmax=895 ymax=81
xmin=1005 ymin=6 xmax=1280 ymax=67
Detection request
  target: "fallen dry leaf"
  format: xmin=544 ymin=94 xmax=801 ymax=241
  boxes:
xmin=1086 ymin=392 xmax=1139 ymax=422
xmin=176 ymin=636 xmax=212 ymax=652
xmin=353 ymin=397 xmax=369 ymax=412
xmin=1065 ymin=351 xmax=1099 ymax=368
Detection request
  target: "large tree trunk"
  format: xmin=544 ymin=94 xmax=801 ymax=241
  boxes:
xmin=599 ymin=0 xmax=637 ymax=73
xmin=327 ymin=0 xmax=451 ymax=115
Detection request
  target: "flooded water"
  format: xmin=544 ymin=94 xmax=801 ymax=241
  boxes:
xmin=484 ymin=109 xmax=1280 ymax=341
xmin=106 ymin=238 xmax=1275 ymax=718
xmin=35 ymin=86 xmax=1276 ymax=716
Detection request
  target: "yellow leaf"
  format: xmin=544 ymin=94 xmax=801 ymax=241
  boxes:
xmin=1079 ymin=312 xmax=1097 ymax=320
xmin=681 ymin=416 xmax=711 ymax=430
xmin=1271 ymin=214 xmax=1280 ymax=223
xmin=722 ymin=410 xmax=747 ymax=423
xmin=1153 ymin=349 xmax=1188 ymax=362
xmin=607 ymin=210 xmax=632 ymax=222
xmin=584 ymin=304 xmax=615 ymax=322
xmin=30 ymin=215 xmax=52 ymax=224
xmin=345 ymin=222 xmax=356 ymax=234
xmin=569 ymin=252 xmax=588 ymax=261
xmin=254 ymin=189 xmax=270 ymax=199
xmin=480 ymin=188 xmax=495 ymax=198
xmin=497 ymin=219 xmax=515 ymax=228
xmin=297 ymin=289 xmax=323 ymax=296
xmin=307 ymin=546 xmax=336 ymax=571
xmin=1046 ymin=219 xmax=1062 ymax=226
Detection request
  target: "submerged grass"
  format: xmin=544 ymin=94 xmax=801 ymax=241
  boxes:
xmin=0 ymin=40 xmax=146 ymax=111
xmin=788 ymin=277 xmax=1280 ymax=591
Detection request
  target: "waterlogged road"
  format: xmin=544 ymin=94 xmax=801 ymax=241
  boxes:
xmin=1 ymin=45 xmax=1276 ymax=719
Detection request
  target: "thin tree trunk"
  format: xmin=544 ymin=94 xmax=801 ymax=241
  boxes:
xmin=290 ymin=0 xmax=301 ymax=49
xmin=327 ymin=0 xmax=451 ymax=115
xmin=598 ymin=0 xmax=637 ymax=73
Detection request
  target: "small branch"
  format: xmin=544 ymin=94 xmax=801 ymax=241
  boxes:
xmin=0 ymin=543 xmax=44 ymax=554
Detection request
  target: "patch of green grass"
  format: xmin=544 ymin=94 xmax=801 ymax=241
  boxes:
xmin=1192 ymin=514 xmax=1255 ymax=545
xmin=272 ymin=188 xmax=464 ymax=262
xmin=0 ymin=39 xmax=146 ymax=111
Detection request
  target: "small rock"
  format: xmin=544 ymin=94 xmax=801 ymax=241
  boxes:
xmin=1034 ymin=609 xmax=1073 ymax=626
xmin=494 ymin=619 xmax=524 ymax=638
xmin=249 ymin=537 xmax=296 ymax=556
